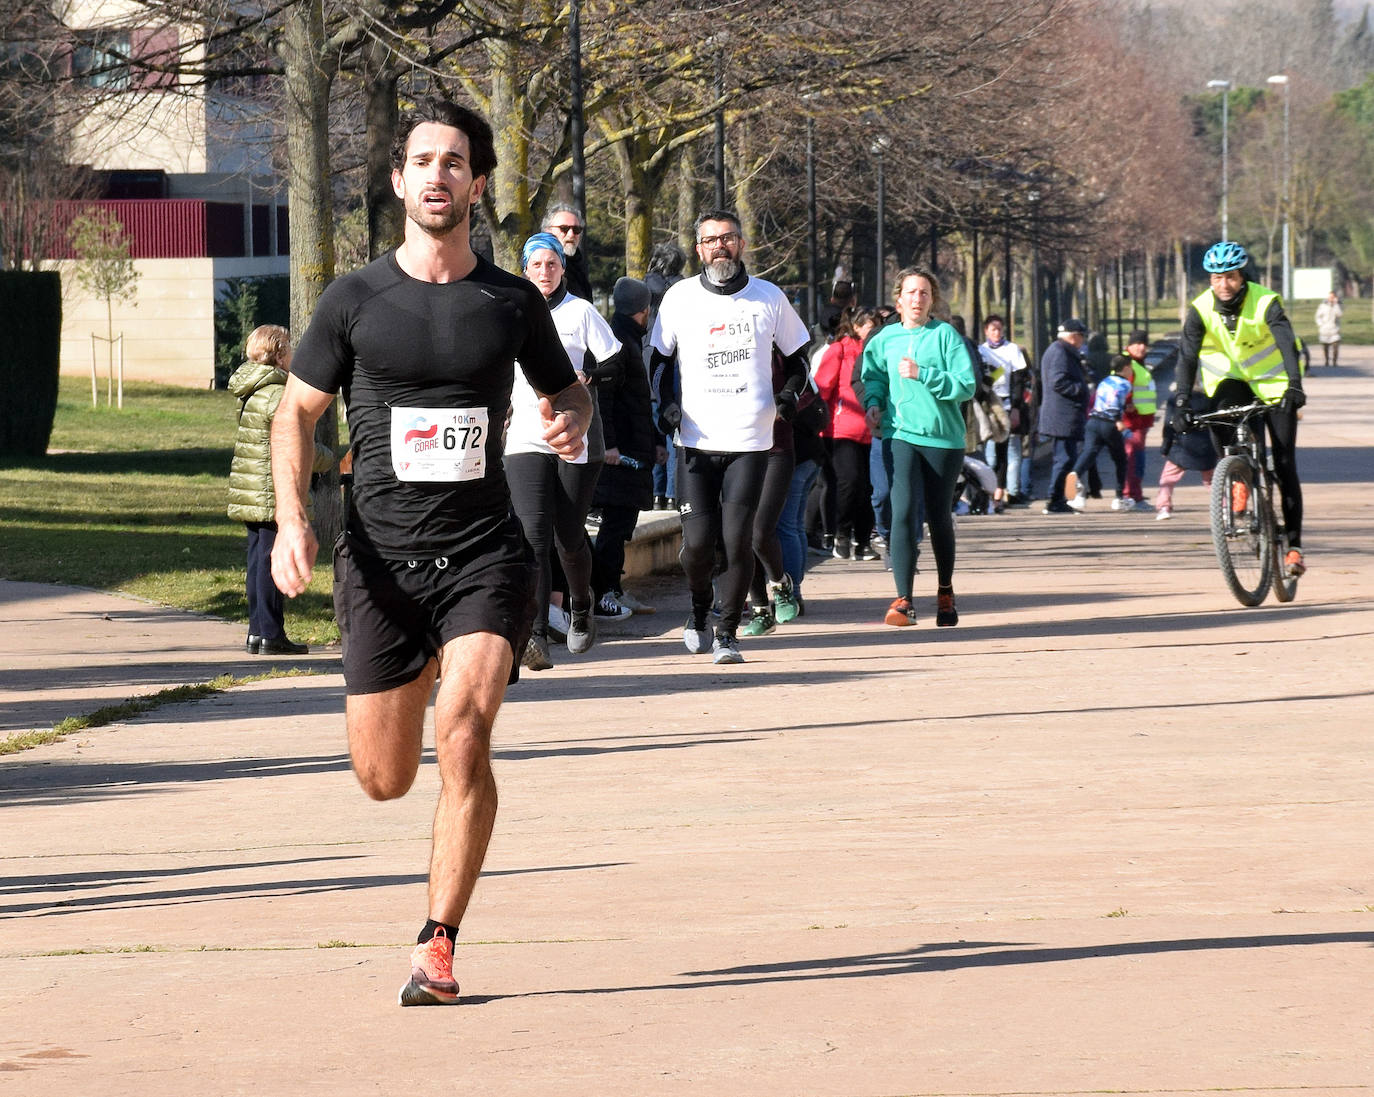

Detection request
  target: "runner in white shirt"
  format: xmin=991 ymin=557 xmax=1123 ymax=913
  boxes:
xmin=507 ymin=231 xmax=625 ymax=670
xmin=650 ymin=210 xmax=810 ymax=665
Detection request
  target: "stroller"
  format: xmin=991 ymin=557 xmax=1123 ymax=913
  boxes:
xmin=954 ymin=454 xmax=999 ymax=515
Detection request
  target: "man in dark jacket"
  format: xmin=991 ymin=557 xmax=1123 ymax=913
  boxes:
xmin=544 ymin=204 xmax=594 ymax=301
xmin=1038 ymin=317 xmax=1089 ymax=514
xmin=591 ymin=277 xmax=658 ymax=613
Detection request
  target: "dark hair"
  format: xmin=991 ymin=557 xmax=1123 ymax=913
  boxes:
xmin=838 ymin=306 xmax=877 ymax=340
xmin=983 ymin=313 xmax=1005 ymax=329
xmin=648 ymin=241 xmax=686 ymax=277
xmin=389 ymin=98 xmax=497 ymax=182
xmin=831 ymin=280 xmax=854 ymax=302
xmin=693 ymin=209 xmax=742 ymax=240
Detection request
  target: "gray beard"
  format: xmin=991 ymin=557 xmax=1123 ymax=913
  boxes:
xmin=705 ymin=257 xmax=741 ymax=284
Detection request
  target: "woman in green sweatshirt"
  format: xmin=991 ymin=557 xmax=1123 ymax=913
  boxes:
xmin=860 ymin=266 xmax=977 ymax=628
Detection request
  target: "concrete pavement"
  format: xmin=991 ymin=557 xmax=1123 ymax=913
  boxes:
xmin=1 ymin=352 xmax=1372 ymax=1096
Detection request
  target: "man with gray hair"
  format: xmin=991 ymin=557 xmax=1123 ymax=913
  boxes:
xmin=542 ymin=203 xmax=593 ymax=301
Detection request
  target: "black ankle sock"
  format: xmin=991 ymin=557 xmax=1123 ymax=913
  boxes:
xmin=418 ymin=919 xmax=459 ymax=945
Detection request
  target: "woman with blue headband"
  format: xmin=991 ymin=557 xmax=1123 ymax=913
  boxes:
xmin=506 ymin=230 xmax=626 ymax=670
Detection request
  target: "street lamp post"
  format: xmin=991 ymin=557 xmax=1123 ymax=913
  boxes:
xmin=872 ymin=135 xmax=891 ymax=303
xmin=569 ymin=0 xmax=586 ymax=219
xmin=806 ymin=114 xmax=818 ymax=328
xmin=1267 ymin=74 xmax=1292 ymax=300
xmin=1207 ymin=79 xmax=1232 ymax=240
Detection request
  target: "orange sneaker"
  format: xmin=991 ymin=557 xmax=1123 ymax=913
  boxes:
xmin=884 ymin=596 xmax=917 ymax=627
xmin=399 ymin=926 xmax=460 ymax=1006
xmin=1231 ymin=479 xmax=1249 ymax=514
xmin=1284 ymin=549 xmax=1306 ymax=578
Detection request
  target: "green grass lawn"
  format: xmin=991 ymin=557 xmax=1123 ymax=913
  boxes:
xmin=0 ymin=377 xmax=342 ymax=644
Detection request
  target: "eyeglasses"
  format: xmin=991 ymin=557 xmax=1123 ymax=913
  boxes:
xmin=697 ymin=232 xmax=741 ymax=247
xmin=550 ymin=223 xmax=583 ymax=235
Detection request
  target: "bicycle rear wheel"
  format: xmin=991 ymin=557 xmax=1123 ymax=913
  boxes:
xmin=1210 ymin=454 xmax=1272 ymax=606
xmin=1268 ymin=481 xmax=1298 ymax=603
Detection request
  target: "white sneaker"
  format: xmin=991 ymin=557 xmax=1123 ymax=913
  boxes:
xmin=547 ymin=603 xmax=570 ymax=641
xmin=1110 ymin=497 xmax=1124 ymax=511
xmin=711 ymin=632 xmax=744 ymax=665
xmin=683 ymin=617 xmax=713 ymax=655
xmin=1067 ymin=493 xmax=1087 ymax=512
xmin=1155 ymin=507 xmax=1173 ymax=521
xmin=612 ymin=588 xmax=655 ymax=615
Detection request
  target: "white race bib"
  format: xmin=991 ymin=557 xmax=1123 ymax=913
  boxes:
xmin=390 ymin=406 xmax=488 ymax=482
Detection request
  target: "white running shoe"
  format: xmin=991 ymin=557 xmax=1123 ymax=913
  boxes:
xmin=711 ymin=632 xmax=744 ymax=665
xmin=683 ymin=617 xmax=713 ymax=655
xmin=547 ymin=603 xmax=570 ymax=641
xmin=1155 ymin=507 xmax=1173 ymax=521
xmin=1067 ymin=492 xmax=1087 ymax=512
xmin=612 ymin=588 xmax=656 ymax=615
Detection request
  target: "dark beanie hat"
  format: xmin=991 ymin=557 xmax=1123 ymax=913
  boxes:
xmin=613 ymin=277 xmax=651 ymax=315
xmin=1128 ymin=329 xmax=1149 ymax=345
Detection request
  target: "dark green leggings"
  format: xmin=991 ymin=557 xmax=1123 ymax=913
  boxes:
xmin=889 ymin=439 xmax=963 ymax=598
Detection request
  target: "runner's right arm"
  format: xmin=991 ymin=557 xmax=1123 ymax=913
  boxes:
xmin=270 ymin=374 xmax=335 ymax=597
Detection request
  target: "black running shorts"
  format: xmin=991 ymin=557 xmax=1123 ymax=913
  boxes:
xmin=332 ymin=513 xmax=537 ymax=695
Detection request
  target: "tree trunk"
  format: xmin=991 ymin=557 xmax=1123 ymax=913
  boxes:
xmin=365 ymin=38 xmax=402 ymax=261
xmin=282 ymin=0 xmax=342 ymax=551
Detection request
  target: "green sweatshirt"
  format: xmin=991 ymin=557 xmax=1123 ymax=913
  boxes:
xmin=859 ymin=319 xmax=977 ymax=449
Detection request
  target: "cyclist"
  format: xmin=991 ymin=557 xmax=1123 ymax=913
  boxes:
xmin=1173 ymin=240 xmax=1306 ymax=577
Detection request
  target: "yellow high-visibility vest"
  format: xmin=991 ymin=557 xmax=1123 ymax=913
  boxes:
xmin=1128 ymin=358 xmax=1157 ymax=415
xmin=1192 ymin=284 xmax=1287 ymax=401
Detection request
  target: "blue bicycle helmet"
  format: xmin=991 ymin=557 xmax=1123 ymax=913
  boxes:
xmin=1203 ymin=240 xmax=1249 ymax=273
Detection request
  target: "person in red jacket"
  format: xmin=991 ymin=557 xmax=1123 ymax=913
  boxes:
xmin=815 ymin=306 xmax=879 ymax=561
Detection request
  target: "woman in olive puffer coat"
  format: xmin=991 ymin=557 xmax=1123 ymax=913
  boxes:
xmin=227 ymin=325 xmax=335 ymax=655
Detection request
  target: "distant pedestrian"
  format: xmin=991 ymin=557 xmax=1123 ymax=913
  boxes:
xmin=1067 ymin=355 xmax=1133 ymax=512
xmin=227 ymin=324 xmax=335 ymax=656
xmin=1120 ymin=330 xmax=1158 ymax=509
xmin=1315 ymin=291 xmax=1342 ymax=367
xmin=1038 ymin=318 xmax=1090 ymax=514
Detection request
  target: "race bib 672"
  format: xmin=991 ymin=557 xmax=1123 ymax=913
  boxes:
xmin=390 ymin=406 xmax=488 ymax=482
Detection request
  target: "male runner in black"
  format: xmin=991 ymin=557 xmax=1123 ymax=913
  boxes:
xmin=270 ymin=99 xmax=591 ymax=1005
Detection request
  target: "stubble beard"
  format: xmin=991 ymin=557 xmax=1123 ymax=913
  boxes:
xmin=407 ymin=191 xmax=465 ymax=237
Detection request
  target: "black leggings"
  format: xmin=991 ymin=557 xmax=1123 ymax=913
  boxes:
xmin=679 ymin=447 xmax=768 ymax=634
xmin=889 ymin=440 xmax=963 ymax=596
xmin=830 ymin=438 xmax=873 ymax=544
xmin=1210 ymin=379 xmax=1303 ymax=548
xmin=749 ymin=448 xmax=796 ymax=605
xmin=506 ymin=452 xmax=601 ymax=636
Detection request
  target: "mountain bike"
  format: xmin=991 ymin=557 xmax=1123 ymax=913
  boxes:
xmin=1191 ymin=401 xmax=1298 ymax=607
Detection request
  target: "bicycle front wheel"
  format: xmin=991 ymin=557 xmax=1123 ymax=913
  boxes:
xmin=1210 ymin=454 xmax=1272 ymax=606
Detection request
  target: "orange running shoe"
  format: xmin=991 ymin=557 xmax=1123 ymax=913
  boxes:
xmin=1231 ymin=479 xmax=1249 ymax=514
xmin=399 ymin=926 xmax=460 ymax=1006
xmin=1284 ymin=549 xmax=1306 ymax=578
xmin=884 ymin=596 xmax=917 ymax=627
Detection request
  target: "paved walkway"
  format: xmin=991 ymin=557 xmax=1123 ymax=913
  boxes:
xmin=2 ymin=352 xmax=1372 ymax=1097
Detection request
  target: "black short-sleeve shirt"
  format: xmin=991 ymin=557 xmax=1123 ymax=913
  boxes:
xmin=293 ymin=251 xmax=577 ymax=558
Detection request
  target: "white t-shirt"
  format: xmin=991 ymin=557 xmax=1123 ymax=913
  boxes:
xmin=978 ymin=340 xmax=1027 ymax=404
xmin=508 ymin=291 xmax=620 ymax=463
xmin=651 ymin=275 xmax=810 ymax=452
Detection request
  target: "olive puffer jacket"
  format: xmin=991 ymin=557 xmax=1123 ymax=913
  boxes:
xmin=226 ymin=360 xmax=334 ymax=523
